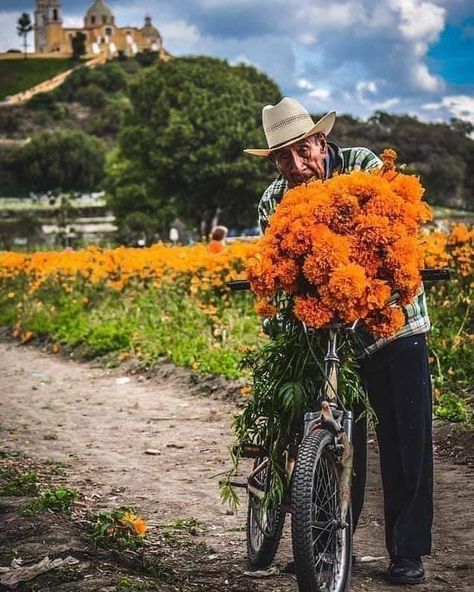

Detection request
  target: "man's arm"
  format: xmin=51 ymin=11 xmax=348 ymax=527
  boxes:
xmin=257 ymin=175 xmax=287 ymax=234
xmin=342 ymin=147 xmax=382 ymax=173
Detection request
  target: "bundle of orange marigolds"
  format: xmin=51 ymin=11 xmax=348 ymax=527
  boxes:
xmin=246 ymin=150 xmax=433 ymax=338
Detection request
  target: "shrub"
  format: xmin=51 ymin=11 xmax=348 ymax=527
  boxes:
xmin=75 ymin=83 xmax=107 ymax=109
xmin=10 ymin=129 xmax=106 ymax=192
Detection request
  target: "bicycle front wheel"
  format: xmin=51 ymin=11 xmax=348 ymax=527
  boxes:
xmin=246 ymin=456 xmax=286 ymax=568
xmin=291 ymin=429 xmax=352 ymax=592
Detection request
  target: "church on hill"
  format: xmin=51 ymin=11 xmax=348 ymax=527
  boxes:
xmin=34 ymin=0 xmax=164 ymax=57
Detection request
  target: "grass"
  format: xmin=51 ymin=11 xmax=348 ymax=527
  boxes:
xmin=0 ymin=58 xmax=76 ymax=100
xmin=23 ymin=485 xmax=78 ymax=515
xmin=0 ymin=468 xmax=38 ymax=496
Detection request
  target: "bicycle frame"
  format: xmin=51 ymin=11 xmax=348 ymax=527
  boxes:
xmin=245 ymin=325 xmax=355 ymax=524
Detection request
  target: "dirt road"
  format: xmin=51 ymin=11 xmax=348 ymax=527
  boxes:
xmin=0 ymin=341 xmax=472 ymax=591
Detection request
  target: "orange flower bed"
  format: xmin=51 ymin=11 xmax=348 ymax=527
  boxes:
xmin=423 ymin=222 xmax=473 ymax=278
xmin=0 ymin=241 xmax=253 ymax=296
xmin=246 ymin=166 xmax=433 ymax=338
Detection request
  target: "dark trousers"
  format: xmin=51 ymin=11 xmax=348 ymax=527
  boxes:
xmin=351 ymin=334 xmax=433 ymax=559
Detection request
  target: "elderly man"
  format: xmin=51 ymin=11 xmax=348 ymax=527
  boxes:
xmin=245 ymin=98 xmax=432 ymax=585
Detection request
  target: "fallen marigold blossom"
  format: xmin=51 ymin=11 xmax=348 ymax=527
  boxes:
xmin=120 ymin=511 xmax=148 ymax=536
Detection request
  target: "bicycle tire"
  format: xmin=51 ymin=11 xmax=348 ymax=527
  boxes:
xmin=246 ymin=457 xmax=286 ymax=568
xmin=291 ymin=429 xmax=352 ymax=592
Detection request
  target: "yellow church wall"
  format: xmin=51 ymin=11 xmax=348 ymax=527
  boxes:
xmin=45 ymin=23 xmax=64 ymax=52
xmin=43 ymin=25 xmax=159 ymax=55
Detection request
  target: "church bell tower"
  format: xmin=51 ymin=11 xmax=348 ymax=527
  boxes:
xmin=34 ymin=0 xmax=63 ymax=53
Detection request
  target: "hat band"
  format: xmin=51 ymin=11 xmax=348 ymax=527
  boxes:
xmin=269 ymin=131 xmax=307 ymax=150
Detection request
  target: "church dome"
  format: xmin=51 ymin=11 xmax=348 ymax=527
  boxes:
xmin=142 ymin=16 xmax=162 ymax=40
xmin=85 ymin=0 xmax=115 ymax=27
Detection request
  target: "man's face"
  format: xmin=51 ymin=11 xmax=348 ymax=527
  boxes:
xmin=272 ymin=134 xmax=327 ymax=188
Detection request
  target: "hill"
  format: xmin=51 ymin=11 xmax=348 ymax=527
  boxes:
xmin=0 ymin=56 xmax=472 ymax=215
xmin=0 ymin=57 xmax=77 ymax=101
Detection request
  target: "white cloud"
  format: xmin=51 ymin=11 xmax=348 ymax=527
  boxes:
xmin=159 ymin=20 xmax=201 ymax=53
xmin=393 ymin=0 xmax=445 ymax=44
xmin=422 ymin=95 xmax=474 ymax=123
xmin=356 ymin=81 xmax=378 ymax=95
xmin=309 ymin=88 xmax=331 ymax=100
xmin=410 ymin=62 xmax=443 ymax=92
xmin=297 ymin=78 xmax=313 ymax=90
xmin=299 ymin=33 xmax=317 ymax=45
xmin=376 ymin=97 xmax=400 ymax=109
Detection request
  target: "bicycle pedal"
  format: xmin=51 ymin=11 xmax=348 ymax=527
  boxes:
xmin=227 ymin=480 xmax=247 ymax=488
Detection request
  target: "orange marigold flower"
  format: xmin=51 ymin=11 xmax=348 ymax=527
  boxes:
xmin=366 ymin=306 xmax=405 ymax=338
xmin=255 ymin=300 xmax=277 ymax=318
xmin=390 ymin=174 xmax=425 ymax=204
xmin=380 ymin=148 xmax=398 ymax=170
xmin=121 ymin=511 xmax=148 ymax=537
xmin=294 ymin=295 xmax=334 ymax=328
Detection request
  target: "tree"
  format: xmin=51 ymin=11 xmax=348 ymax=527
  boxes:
xmin=10 ymin=130 xmax=106 ymax=192
xmin=17 ymin=13 xmax=33 ymax=60
xmin=449 ymin=118 xmax=474 ymax=138
xmin=107 ymin=56 xmax=281 ymax=238
xmin=71 ymin=31 xmax=87 ymax=61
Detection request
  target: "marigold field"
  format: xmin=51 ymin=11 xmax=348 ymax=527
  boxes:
xmin=0 ymin=223 xmax=472 ymax=423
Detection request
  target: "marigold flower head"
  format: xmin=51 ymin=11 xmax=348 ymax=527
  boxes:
xmin=294 ymin=295 xmax=334 ymax=328
xmin=366 ymin=306 xmax=405 ymax=338
xmin=120 ymin=511 xmax=148 ymax=537
xmin=255 ymin=299 xmax=277 ymax=318
xmin=380 ymin=148 xmax=398 ymax=170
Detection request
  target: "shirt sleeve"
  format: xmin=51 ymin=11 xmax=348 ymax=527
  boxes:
xmin=257 ymin=176 xmax=287 ymax=235
xmin=357 ymin=147 xmax=383 ymax=171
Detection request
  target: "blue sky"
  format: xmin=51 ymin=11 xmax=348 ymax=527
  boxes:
xmin=1 ymin=0 xmax=472 ymax=123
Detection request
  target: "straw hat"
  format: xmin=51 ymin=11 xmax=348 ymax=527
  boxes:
xmin=244 ymin=97 xmax=336 ymax=157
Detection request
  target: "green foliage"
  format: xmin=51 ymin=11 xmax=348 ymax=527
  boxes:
xmin=75 ymin=83 xmax=107 ymax=109
xmin=116 ymin=577 xmax=155 ymax=592
xmin=27 ymin=91 xmax=65 ymax=120
xmin=161 ymin=517 xmax=203 ymax=535
xmin=0 ymin=469 xmax=38 ymax=496
xmin=85 ymin=98 xmax=131 ymax=137
xmin=17 ymin=13 xmax=33 ymax=59
xmin=71 ymin=31 xmax=87 ymax=61
xmin=434 ymin=393 xmax=471 ymax=423
xmin=107 ymin=56 xmax=281 ymax=237
xmin=89 ymin=506 xmax=147 ymax=550
xmin=55 ymin=63 xmax=128 ymax=101
xmin=425 ymin=278 xmax=473 ymax=422
xmin=223 ymin=323 xmax=365 ymax=509
xmin=332 ymin=112 xmax=474 ymax=210
xmin=23 ymin=486 xmax=78 ymax=515
xmin=8 ymin=129 xmax=106 ymax=192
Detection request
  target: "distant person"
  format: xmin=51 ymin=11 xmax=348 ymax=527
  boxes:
xmin=208 ymin=225 xmax=228 ymax=254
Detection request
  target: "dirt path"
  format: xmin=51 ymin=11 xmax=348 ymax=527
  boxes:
xmin=0 ymin=341 xmax=472 ymax=591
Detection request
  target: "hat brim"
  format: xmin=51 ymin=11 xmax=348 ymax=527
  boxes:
xmin=244 ymin=111 xmax=336 ymax=157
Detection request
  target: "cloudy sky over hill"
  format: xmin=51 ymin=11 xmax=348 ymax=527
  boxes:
xmin=1 ymin=0 xmax=472 ymax=123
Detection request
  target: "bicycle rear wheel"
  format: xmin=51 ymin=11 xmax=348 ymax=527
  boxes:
xmin=291 ymin=429 xmax=352 ymax=592
xmin=246 ymin=457 xmax=286 ymax=568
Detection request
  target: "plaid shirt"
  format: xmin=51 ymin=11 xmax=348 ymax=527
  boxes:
xmin=257 ymin=143 xmax=430 ymax=357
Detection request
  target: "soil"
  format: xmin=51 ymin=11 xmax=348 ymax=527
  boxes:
xmin=0 ymin=340 xmax=472 ymax=591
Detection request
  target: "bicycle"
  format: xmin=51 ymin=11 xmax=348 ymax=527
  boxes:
xmin=227 ymin=268 xmax=450 ymax=592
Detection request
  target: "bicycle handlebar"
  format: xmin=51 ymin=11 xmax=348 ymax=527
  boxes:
xmin=228 ymin=269 xmax=451 ymax=291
